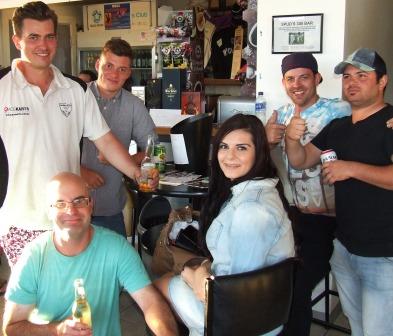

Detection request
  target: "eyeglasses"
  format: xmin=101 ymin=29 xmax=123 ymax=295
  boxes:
xmin=51 ymin=197 xmax=90 ymax=210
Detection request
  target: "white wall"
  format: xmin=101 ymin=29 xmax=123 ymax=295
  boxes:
xmin=257 ymin=0 xmax=347 ymax=116
xmin=345 ymin=0 xmax=393 ymax=104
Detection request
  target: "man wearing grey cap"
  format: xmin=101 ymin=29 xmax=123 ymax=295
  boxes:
xmin=285 ymin=48 xmax=393 ymax=335
xmin=266 ymin=52 xmax=351 ymax=336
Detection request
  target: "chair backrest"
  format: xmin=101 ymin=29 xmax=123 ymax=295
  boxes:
xmin=170 ymin=113 xmax=213 ymax=176
xmin=0 ymin=135 xmax=8 ymax=208
xmin=140 ymin=223 xmax=165 ymax=256
xmin=138 ymin=196 xmax=172 ymax=234
xmin=204 ymin=258 xmax=296 ymax=336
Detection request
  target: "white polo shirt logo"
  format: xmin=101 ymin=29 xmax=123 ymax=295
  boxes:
xmin=59 ymin=103 xmax=72 ymax=117
xmin=3 ymin=105 xmax=30 ymax=116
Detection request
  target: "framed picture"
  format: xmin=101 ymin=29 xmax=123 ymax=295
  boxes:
xmin=272 ymin=13 xmax=323 ymax=54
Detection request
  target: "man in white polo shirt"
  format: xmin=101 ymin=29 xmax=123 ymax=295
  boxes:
xmin=0 ymin=1 xmax=142 ymax=267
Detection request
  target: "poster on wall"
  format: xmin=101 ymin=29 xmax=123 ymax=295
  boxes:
xmin=272 ymin=13 xmax=323 ymax=53
xmin=87 ymin=4 xmax=105 ymax=31
xmin=104 ymin=3 xmax=131 ymax=30
xmin=131 ymin=1 xmax=151 ymax=28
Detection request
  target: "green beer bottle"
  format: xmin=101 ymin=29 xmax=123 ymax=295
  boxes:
xmin=72 ymin=278 xmax=92 ymax=328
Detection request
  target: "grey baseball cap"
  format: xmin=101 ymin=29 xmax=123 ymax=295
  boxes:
xmin=334 ymin=48 xmax=387 ymax=75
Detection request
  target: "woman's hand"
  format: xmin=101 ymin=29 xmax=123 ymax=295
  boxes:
xmin=181 ymin=261 xmax=211 ymax=301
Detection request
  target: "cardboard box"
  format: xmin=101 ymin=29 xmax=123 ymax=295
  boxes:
xmin=181 ymin=92 xmax=205 ymax=115
xmin=131 ymin=86 xmax=145 ymax=103
xmin=162 ymin=69 xmax=187 ymax=109
xmin=145 ymin=78 xmax=162 ymax=109
xmin=186 ymin=70 xmax=204 ymax=92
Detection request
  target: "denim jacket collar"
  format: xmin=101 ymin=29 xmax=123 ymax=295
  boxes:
xmin=231 ymin=178 xmax=279 ymax=196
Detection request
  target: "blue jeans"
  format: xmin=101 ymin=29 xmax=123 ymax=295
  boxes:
xmin=91 ymin=213 xmax=126 ymax=238
xmin=330 ymin=239 xmax=393 ymax=336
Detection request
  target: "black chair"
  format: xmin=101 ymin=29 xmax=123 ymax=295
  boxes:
xmin=0 ymin=135 xmax=8 ymax=208
xmin=137 ymin=196 xmax=172 ymax=255
xmin=140 ymin=223 xmax=165 ymax=256
xmin=0 ymin=136 xmax=8 ymax=268
xmin=126 ymin=187 xmax=139 ymax=247
xmin=171 ymin=113 xmax=213 ymax=176
xmin=204 ymin=258 xmax=296 ymax=336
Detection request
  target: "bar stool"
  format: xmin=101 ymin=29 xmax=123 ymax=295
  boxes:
xmin=311 ymin=274 xmax=350 ymax=334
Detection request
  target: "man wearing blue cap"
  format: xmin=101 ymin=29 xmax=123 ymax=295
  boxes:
xmin=266 ymin=52 xmax=351 ymax=336
xmin=285 ymin=48 xmax=393 ymax=335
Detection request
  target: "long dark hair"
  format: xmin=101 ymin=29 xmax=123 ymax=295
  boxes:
xmin=199 ymin=114 xmax=288 ymax=255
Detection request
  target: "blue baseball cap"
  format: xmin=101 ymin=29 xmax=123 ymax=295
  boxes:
xmin=334 ymin=48 xmax=387 ymax=75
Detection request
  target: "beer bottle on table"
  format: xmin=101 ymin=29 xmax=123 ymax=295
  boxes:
xmin=72 ymin=278 xmax=92 ymax=328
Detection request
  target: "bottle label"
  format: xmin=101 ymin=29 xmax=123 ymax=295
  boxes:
xmin=320 ymin=150 xmax=337 ymax=163
xmin=255 ymin=102 xmax=266 ymax=111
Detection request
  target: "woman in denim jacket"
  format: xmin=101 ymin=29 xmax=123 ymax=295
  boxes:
xmin=155 ymin=114 xmax=295 ymax=336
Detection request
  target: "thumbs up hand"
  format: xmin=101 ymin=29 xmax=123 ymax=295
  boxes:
xmin=285 ymin=108 xmax=307 ymax=142
xmin=265 ymin=110 xmax=286 ymax=146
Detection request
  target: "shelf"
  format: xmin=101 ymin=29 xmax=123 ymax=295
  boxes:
xmin=156 ymin=125 xmax=218 ymax=136
xmin=156 ymin=36 xmax=191 ymax=43
xmin=204 ymin=78 xmax=242 ymax=86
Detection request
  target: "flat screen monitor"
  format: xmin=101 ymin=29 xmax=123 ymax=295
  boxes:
xmin=217 ymin=96 xmax=255 ymax=125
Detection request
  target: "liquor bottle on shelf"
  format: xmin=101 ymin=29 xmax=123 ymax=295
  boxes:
xmin=136 ymin=50 xmax=142 ymax=68
xmin=147 ymin=52 xmax=152 ymax=68
xmin=141 ymin=51 xmax=147 ymax=68
xmin=140 ymin=72 xmax=147 ymax=86
xmin=85 ymin=52 xmax=91 ymax=69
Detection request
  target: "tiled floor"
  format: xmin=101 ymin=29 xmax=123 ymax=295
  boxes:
xmin=0 ymin=252 xmax=350 ymax=336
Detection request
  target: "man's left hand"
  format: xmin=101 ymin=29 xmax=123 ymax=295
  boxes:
xmin=322 ymin=160 xmax=354 ymax=184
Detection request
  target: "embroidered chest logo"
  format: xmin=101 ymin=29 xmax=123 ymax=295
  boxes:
xmin=3 ymin=105 xmax=30 ymax=116
xmin=59 ymin=103 xmax=72 ymax=117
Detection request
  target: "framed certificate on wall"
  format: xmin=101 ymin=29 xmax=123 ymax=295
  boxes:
xmin=272 ymin=13 xmax=323 ymax=54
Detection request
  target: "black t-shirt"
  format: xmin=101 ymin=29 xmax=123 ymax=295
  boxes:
xmin=312 ymin=104 xmax=393 ymax=257
xmin=211 ymin=25 xmax=246 ymax=79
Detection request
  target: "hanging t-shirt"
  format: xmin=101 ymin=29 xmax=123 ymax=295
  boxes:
xmin=211 ymin=25 xmax=246 ymax=79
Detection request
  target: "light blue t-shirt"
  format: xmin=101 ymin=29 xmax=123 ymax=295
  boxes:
xmin=6 ymin=226 xmax=151 ymax=336
xmin=276 ymin=98 xmax=351 ymax=215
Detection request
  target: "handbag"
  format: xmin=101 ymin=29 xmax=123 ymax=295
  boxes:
xmin=151 ymin=207 xmax=203 ymax=276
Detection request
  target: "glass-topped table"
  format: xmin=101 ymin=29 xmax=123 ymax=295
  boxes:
xmin=124 ymin=175 xmax=208 ymax=246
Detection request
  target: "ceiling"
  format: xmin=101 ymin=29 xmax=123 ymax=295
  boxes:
xmin=0 ymin=0 xmax=125 ymax=10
